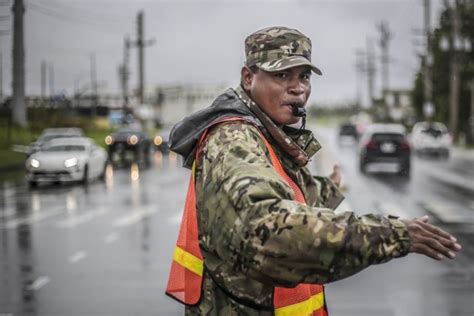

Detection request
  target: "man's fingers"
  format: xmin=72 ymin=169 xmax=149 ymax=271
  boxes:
xmin=422 ymin=235 xmax=457 ymax=259
xmin=418 ymin=220 xmax=458 ymax=243
xmin=419 ymin=215 xmax=429 ymax=223
xmin=329 ymin=164 xmax=342 ymax=187
xmin=406 ymin=220 xmax=461 ymax=260
xmin=412 ymin=243 xmax=443 ymax=261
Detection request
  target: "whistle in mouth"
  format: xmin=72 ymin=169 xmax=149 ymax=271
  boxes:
xmin=291 ymin=106 xmax=306 ymax=117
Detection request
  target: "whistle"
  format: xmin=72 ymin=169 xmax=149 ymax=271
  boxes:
xmin=291 ymin=106 xmax=306 ymax=117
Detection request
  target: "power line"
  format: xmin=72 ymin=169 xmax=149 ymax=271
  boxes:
xmin=26 ymin=1 xmax=128 ymax=34
xmin=28 ymin=1 xmax=124 ymax=26
xmin=37 ymin=0 xmax=131 ymax=23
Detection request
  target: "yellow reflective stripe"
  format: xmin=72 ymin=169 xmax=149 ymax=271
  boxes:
xmin=275 ymin=292 xmax=325 ymax=316
xmin=173 ymin=246 xmax=204 ymax=277
xmin=191 ymin=161 xmax=196 ymax=180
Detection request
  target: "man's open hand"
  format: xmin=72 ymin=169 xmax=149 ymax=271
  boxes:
xmin=329 ymin=164 xmax=342 ymax=188
xmin=403 ymin=215 xmax=461 ymax=260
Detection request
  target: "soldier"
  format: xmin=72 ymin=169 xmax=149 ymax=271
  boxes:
xmin=166 ymin=26 xmax=461 ymax=315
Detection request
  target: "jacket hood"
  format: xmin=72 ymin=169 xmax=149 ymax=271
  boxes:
xmin=170 ymin=87 xmax=322 ymax=169
xmin=169 ymin=88 xmax=261 ymax=168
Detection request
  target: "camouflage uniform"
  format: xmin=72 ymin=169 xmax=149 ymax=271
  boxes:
xmin=168 ymin=27 xmax=411 ymax=316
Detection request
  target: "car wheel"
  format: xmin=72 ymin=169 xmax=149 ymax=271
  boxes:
xmin=359 ymin=160 xmax=367 ymax=173
xmin=399 ymin=162 xmax=410 ymax=177
xmin=144 ymin=146 xmax=152 ymax=166
xmin=441 ymin=150 xmax=450 ymax=160
xmin=99 ymin=163 xmax=107 ymax=181
xmin=29 ymin=180 xmax=38 ymax=187
xmin=82 ymin=165 xmax=89 ymax=184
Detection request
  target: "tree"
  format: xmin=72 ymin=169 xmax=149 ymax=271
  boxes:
xmin=412 ymin=0 xmax=474 ymax=143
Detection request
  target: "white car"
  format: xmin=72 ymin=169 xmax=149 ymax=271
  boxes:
xmin=28 ymin=127 xmax=84 ymax=156
xmin=26 ymin=137 xmax=108 ymax=186
xmin=411 ymin=122 xmax=451 ymax=157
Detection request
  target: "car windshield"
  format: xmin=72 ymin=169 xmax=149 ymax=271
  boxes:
xmin=372 ymin=133 xmax=405 ymax=143
xmin=117 ymin=131 xmax=142 ymax=136
xmin=422 ymin=128 xmax=444 ymax=138
xmin=340 ymin=125 xmax=356 ymax=133
xmin=43 ymin=145 xmax=86 ymax=152
xmin=39 ymin=134 xmax=75 ymax=142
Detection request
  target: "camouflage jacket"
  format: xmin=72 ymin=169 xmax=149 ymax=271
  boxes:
xmin=169 ymin=87 xmax=411 ymax=316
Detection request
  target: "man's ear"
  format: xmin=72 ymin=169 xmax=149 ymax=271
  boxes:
xmin=241 ymin=66 xmax=254 ymax=91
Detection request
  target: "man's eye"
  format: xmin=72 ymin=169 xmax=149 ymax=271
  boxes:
xmin=301 ymin=74 xmax=311 ymax=81
xmin=275 ymin=73 xmax=288 ymax=79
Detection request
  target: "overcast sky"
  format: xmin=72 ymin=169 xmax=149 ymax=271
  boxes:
xmin=2 ymin=0 xmax=445 ymax=105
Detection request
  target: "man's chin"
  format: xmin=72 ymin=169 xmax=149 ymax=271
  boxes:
xmin=274 ymin=118 xmax=300 ymax=126
xmin=287 ymin=118 xmax=303 ymax=128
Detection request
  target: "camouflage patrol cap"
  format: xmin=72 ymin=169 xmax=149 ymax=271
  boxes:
xmin=245 ymin=26 xmax=322 ymax=75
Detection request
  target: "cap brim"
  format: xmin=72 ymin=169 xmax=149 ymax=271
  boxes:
xmin=257 ymin=55 xmax=322 ymax=75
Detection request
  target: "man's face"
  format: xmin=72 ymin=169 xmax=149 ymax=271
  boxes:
xmin=242 ymin=65 xmax=312 ymax=125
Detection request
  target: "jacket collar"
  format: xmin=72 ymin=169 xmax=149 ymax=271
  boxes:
xmin=233 ymin=85 xmax=321 ymax=167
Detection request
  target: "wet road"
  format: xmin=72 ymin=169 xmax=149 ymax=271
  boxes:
xmin=1 ymin=152 xmax=187 ymax=316
xmin=313 ymin=126 xmax=474 ymax=316
xmin=0 ymin=128 xmax=473 ymax=316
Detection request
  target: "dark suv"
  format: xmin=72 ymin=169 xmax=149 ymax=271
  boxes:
xmin=338 ymin=123 xmax=358 ymax=140
xmin=105 ymin=128 xmax=151 ymax=164
xmin=359 ymin=124 xmax=411 ymax=176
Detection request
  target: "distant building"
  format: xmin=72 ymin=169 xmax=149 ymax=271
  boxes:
xmin=11 ymin=84 xmax=228 ymax=126
xmin=155 ymin=84 xmax=228 ymax=127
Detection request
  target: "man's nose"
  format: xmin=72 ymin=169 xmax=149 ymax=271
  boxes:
xmin=288 ymin=78 xmax=305 ymax=95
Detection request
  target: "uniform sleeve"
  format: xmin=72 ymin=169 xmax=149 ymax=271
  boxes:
xmin=311 ymin=175 xmax=345 ymax=209
xmin=197 ymin=122 xmax=410 ymax=287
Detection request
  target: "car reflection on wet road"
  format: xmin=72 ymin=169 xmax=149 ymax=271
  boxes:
xmin=0 ymin=129 xmax=473 ymax=316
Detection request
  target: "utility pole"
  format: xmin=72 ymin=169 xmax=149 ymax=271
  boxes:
xmin=469 ymin=79 xmax=474 ymax=144
xmin=119 ymin=35 xmax=131 ymax=109
xmin=0 ymin=51 xmax=3 ymax=102
xmin=11 ymin=0 xmax=27 ymax=127
xmin=366 ymin=38 xmax=376 ymax=107
xmin=376 ymin=21 xmax=392 ymax=98
xmin=41 ymin=60 xmax=47 ymax=102
xmin=90 ymin=53 xmax=97 ymax=117
xmin=355 ymin=49 xmax=365 ymax=108
xmin=448 ymin=0 xmax=461 ymax=142
xmin=48 ymin=62 xmax=54 ymax=100
xmin=135 ymin=11 xmax=155 ymax=105
xmin=422 ymin=0 xmax=434 ymax=119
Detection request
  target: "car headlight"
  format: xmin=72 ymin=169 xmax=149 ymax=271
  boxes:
xmin=128 ymin=135 xmax=138 ymax=145
xmin=105 ymin=135 xmax=113 ymax=145
xmin=64 ymin=157 xmax=78 ymax=168
xmin=154 ymin=136 xmax=163 ymax=146
xmin=30 ymin=159 xmax=40 ymax=168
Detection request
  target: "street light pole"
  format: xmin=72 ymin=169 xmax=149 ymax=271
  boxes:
xmin=422 ymin=0 xmax=434 ymax=120
xmin=448 ymin=0 xmax=461 ymax=143
xmin=469 ymin=80 xmax=474 ymax=144
xmin=11 ymin=0 xmax=27 ymax=127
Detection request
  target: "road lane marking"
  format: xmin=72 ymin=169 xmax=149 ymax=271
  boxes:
xmin=417 ymin=162 xmax=474 ymax=193
xmin=68 ymin=251 xmax=87 ymax=263
xmin=0 ymin=208 xmax=16 ymax=219
xmin=27 ymin=276 xmax=50 ymax=291
xmin=105 ymin=233 xmax=119 ymax=244
xmin=419 ymin=201 xmax=474 ymax=224
xmin=0 ymin=208 xmax=64 ymax=229
xmin=113 ymin=207 xmax=158 ymax=227
xmin=56 ymin=207 xmax=108 ymax=228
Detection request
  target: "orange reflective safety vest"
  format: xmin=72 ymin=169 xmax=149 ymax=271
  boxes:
xmin=166 ymin=118 xmax=328 ymax=316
